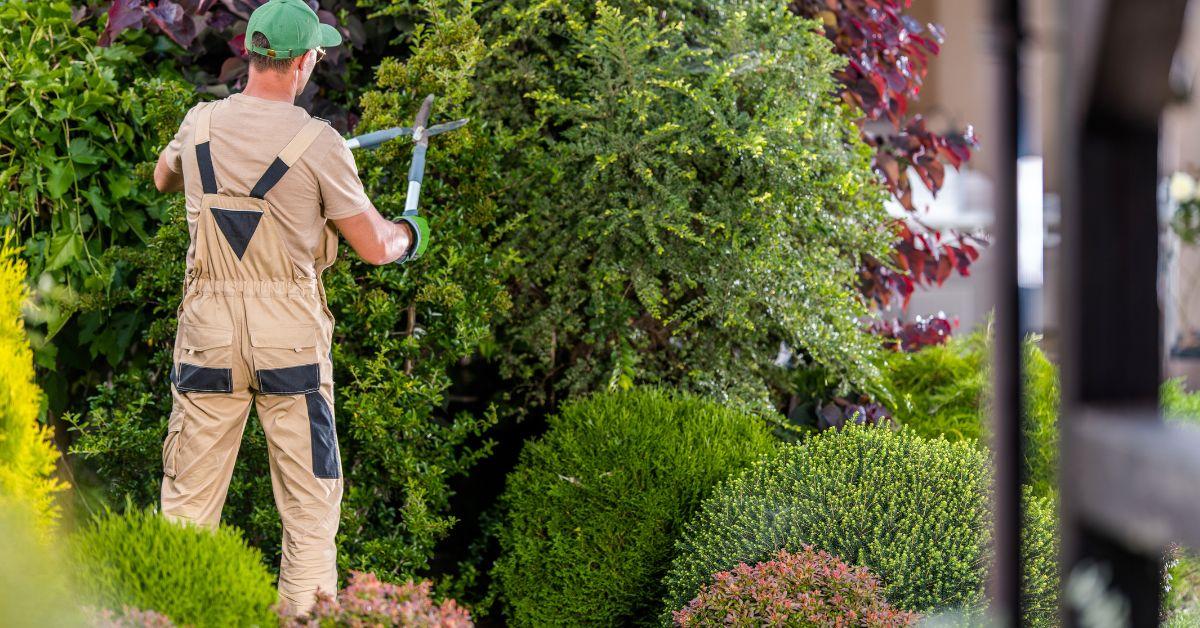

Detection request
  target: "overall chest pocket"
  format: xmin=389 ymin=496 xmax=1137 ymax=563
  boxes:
xmin=249 ymin=325 xmax=322 ymax=395
xmin=173 ymin=324 xmax=234 ymax=394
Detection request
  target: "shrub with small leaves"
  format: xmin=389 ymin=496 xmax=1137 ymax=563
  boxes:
xmin=663 ymin=425 xmax=1058 ymax=622
xmin=285 ymin=571 xmax=472 ymax=628
xmin=71 ymin=509 xmax=277 ymax=628
xmin=672 ymin=546 xmax=918 ymax=627
xmin=493 ymin=387 xmax=779 ymax=626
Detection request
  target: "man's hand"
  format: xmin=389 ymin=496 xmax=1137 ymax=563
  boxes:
xmin=154 ymin=152 xmax=184 ymax=193
xmin=332 ymin=204 xmax=414 ymax=265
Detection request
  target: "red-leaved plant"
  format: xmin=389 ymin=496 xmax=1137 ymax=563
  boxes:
xmin=869 ymin=312 xmax=957 ymax=352
xmin=283 ymin=571 xmax=473 ymax=628
xmin=673 ymin=546 xmax=917 ymax=627
xmin=789 ymin=0 xmax=984 ymax=312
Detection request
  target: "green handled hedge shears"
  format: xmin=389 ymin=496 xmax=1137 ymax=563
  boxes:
xmin=344 ymin=95 xmax=468 ymax=263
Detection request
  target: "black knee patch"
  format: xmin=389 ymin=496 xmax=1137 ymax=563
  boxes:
xmin=256 ymin=364 xmax=320 ymax=395
xmin=305 ymin=392 xmax=340 ymax=479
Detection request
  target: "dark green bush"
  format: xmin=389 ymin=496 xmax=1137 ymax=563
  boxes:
xmin=663 ymin=425 xmax=1060 ymax=624
xmin=492 ymin=387 xmax=778 ymax=626
xmin=883 ymin=331 xmax=1060 ymax=496
xmin=71 ymin=509 xmax=277 ymax=628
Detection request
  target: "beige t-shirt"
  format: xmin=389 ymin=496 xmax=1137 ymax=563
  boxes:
xmin=161 ymin=93 xmax=370 ymax=275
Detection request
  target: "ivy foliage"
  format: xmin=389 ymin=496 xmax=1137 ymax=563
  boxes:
xmin=492 ymin=387 xmax=778 ymax=626
xmin=0 ymin=1 xmax=194 ymax=371
xmin=478 ymin=0 xmax=891 ymax=415
xmin=0 ymin=233 xmax=67 ymax=538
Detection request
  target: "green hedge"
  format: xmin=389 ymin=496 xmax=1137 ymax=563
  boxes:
xmin=71 ymin=509 xmax=277 ymax=628
xmin=662 ymin=425 xmax=1058 ymax=623
xmin=492 ymin=387 xmax=778 ymax=626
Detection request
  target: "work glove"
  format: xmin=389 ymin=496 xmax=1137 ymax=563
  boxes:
xmin=395 ymin=212 xmax=429 ymax=264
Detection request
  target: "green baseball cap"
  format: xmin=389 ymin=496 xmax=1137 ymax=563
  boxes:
xmin=245 ymin=0 xmax=342 ymax=60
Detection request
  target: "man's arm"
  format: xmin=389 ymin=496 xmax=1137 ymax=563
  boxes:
xmin=154 ymin=152 xmax=184 ymax=193
xmin=332 ymin=203 xmax=414 ymax=265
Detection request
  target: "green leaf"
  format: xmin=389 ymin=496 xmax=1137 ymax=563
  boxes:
xmin=68 ymin=136 xmax=104 ymax=164
xmin=45 ymin=161 xmax=74 ymax=199
xmin=84 ymin=185 xmax=110 ymax=224
xmin=45 ymin=231 xmax=82 ymax=272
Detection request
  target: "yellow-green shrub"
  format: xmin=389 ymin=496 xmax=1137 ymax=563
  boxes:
xmin=0 ymin=233 xmax=66 ymax=535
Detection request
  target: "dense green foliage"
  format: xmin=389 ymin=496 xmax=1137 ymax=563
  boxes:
xmin=71 ymin=509 xmax=277 ymax=628
xmin=673 ymin=546 xmax=917 ymax=626
xmin=0 ymin=1 xmax=193 ymax=374
xmin=883 ymin=331 xmax=1060 ymax=496
xmin=0 ymin=234 xmax=67 ymax=537
xmin=480 ymin=0 xmax=891 ymax=414
xmin=492 ymin=387 xmax=778 ymax=626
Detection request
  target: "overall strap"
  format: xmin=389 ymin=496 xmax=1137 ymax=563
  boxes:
xmin=194 ymin=103 xmax=218 ymax=195
xmin=250 ymin=119 xmax=327 ymax=199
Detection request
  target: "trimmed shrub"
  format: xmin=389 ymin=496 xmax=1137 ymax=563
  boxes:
xmin=0 ymin=234 xmax=66 ymax=537
xmin=285 ymin=571 xmax=472 ymax=627
xmin=883 ymin=331 xmax=1060 ymax=496
xmin=493 ymin=387 xmax=779 ymax=626
xmin=672 ymin=546 xmax=918 ymax=627
xmin=662 ymin=425 xmax=989 ymax=615
xmin=71 ymin=509 xmax=277 ymax=628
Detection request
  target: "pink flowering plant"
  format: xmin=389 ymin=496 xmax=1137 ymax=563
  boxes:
xmin=284 ymin=571 xmax=472 ymax=628
xmin=673 ymin=547 xmax=917 ymax=627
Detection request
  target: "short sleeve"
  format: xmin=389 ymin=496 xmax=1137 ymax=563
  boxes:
xmin=314 ymin=129 xmax=371 ymax=220
xmin=160 ymin=105 xmax=198 ymax=174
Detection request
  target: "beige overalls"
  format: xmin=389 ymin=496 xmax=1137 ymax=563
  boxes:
xmin=162 ymin=103 xmax=342 ymax=614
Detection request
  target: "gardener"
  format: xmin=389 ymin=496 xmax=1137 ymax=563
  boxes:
xmin=150 ymin=0 xmax=424 ymax=615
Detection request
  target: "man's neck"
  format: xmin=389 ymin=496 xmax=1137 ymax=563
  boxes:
xmin=242 ymin=70 xmax=298 ymax=104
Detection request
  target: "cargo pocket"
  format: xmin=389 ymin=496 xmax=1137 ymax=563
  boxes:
xmin=162 ymin=409 xmax=185 ymax=478
xmin=249 ymin=325 xmax=321 ymax=395
xmin=173 ymin=323 xmax=234 ymax=393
